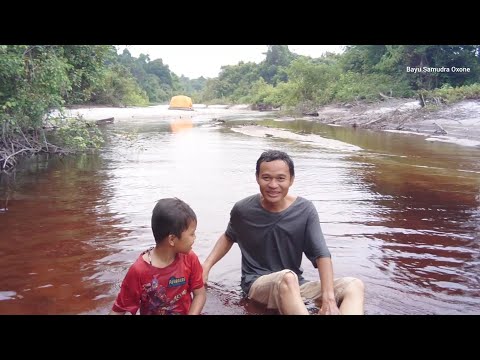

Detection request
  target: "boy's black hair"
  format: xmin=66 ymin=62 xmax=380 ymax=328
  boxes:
xmin=255 ymin=150 xmax=295 ymax=177
xmin=151 ymin=198 xmax=197 ymax=243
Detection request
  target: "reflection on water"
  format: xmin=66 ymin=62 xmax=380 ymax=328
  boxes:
xmin=170 ymin=117 xmax=193 ymax=133
xmin=350 ymin=152 xmax=480 ymax=314
xmin=1 ymin=109 xmax=479 ymax=314
xmin=0 ymin=155 xmax=131 ymax=314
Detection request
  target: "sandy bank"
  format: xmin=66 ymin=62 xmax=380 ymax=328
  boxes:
xmin=305 ymin=99 xmax=480 ymax=148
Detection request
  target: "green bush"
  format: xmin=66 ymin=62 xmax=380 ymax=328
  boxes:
xmin=429 ymin=83 xmax=480 ymax=103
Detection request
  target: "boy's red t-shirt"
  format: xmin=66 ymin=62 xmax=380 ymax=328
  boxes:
xmin=112 ymin=250 xmax=204 ymax=315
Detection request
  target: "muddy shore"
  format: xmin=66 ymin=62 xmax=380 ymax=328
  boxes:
xmin=298 ymin=98 xmax=480 ymax=147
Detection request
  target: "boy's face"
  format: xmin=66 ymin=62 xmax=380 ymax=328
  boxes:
xmin=174 ymin=220 xmax=197 ymax=253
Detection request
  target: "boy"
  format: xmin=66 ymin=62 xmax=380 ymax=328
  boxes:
xmin=110 ymin=198 xmax=206 ymax=315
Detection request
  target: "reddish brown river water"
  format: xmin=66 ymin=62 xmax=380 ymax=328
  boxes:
xmin=1 ymin=105 xmax=479 ymax=314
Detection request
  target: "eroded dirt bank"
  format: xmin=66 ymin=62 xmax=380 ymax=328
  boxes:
xmin=299 ymin=99 xmax=480 ymax=147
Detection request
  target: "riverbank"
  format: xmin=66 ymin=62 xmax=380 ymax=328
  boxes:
xmin=61 ymin=99 xmax=480 ymax=150
xmin=297 ymin=98 xmax=480 ymax=147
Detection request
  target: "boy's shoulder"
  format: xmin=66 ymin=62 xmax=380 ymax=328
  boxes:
xmin=177 ymin=251 xmax=202 ymax=273
xmin=179 ymin=250 xmax=200 ymax=262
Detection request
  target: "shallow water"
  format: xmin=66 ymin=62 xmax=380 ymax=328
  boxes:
xmin=1 ymin=105 xmax=479 ymax=314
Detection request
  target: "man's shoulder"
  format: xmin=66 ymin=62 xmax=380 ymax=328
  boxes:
xmin=289 ymin=196 xmax=316 ymax=215
xmin=234 ymin=194 xmax=259 ymax=208
xmin=294 ymin=196 xmax=314 ymax=208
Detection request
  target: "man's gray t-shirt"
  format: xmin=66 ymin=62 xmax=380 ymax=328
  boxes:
xmin=225 ymin=194 xmax=331 ymax=294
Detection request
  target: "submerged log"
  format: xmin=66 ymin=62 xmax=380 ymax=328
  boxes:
xmin=95 ymin=117 xmax=114 ymax=125
xmin=433 ymin=122 xmax=447 ymax=135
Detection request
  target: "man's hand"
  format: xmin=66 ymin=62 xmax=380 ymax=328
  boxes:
xmin=319 ymin=298 xmax=341 ymax=315
xmin=315 ymin=257 xmax=341 ymax=315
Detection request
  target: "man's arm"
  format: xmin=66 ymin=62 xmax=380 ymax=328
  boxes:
xmin=202 ymin=232 xmax=234 ymax=284
xmin=188 ymin=286 xmax=207 ymax=315
xmin=316 ymin=257 xmax=341 ymax=315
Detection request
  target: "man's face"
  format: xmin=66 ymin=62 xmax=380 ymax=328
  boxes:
xmin=256 ymin=160 xmax=294 ymax=205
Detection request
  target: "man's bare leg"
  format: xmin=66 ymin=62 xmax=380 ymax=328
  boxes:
xmin=278 ymin=272 xmax=309 ymax=315
xmin=338 ymin=278 xmax=365 ymax=315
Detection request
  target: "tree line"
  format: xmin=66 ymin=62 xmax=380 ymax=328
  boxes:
xmin=1 ymin=45 xmax=479 ymax=170
xmin=200 ymin=45 xmax=480 ymax=110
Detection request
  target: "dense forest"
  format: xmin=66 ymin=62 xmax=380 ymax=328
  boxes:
xmin=1 ymin=45 xmax=479 ymax=170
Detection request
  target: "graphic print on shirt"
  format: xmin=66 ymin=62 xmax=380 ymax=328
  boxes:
xmin=168 ymin=276 xmax=186 ymax=287
xmin=140 ymin=277 xmax=187 ymax=315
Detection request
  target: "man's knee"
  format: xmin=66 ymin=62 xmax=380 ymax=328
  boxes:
xmin=344 ymin=278 xmax=364 ymax=297
xmin=278 ymin=271 xmax=300 ymax=295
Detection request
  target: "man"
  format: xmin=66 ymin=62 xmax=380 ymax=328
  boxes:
xmin=202 ymin=150 xmax=364 ymax=315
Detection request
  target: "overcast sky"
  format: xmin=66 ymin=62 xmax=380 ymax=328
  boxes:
xmin=117 ymin=45 xmax=344 ymax=79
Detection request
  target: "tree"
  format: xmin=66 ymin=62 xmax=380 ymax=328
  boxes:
xmin=259 ymin=45 xmax=295 ymax=85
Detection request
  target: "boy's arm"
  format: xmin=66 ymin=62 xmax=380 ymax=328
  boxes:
xmin=108 ymin=261 xmax=142 ymax=315
xmin=188 ymin=286 xmax=206 ymax=315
